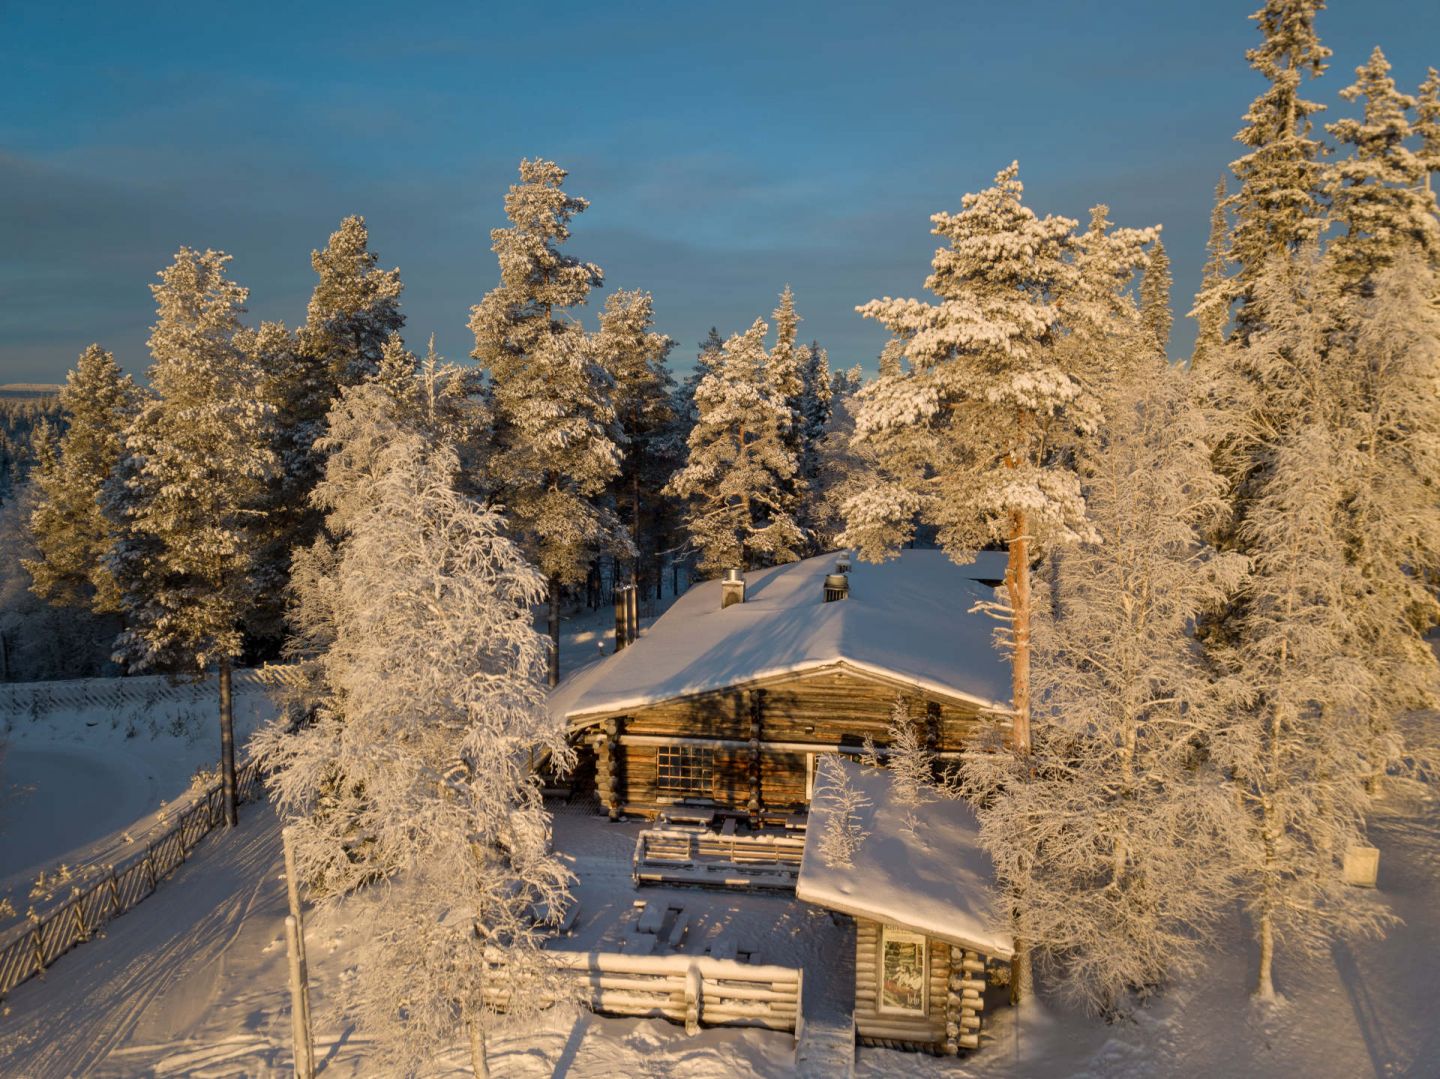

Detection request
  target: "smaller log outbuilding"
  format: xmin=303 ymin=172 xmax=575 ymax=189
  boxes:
xmin=797 ymin=758 xmax=1013 ymax=1054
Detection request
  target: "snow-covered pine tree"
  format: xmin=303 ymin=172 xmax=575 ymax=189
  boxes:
xmin=298 ymin=215 xmax=405 ymax=387
xmin=768 ymin=287 xmax=806 ymax=472
xmin=237 ymin=320 xmax=321 ymax=648
xmin=1190 ymin=178 xmax=1234 ymax=369
xmin=595 ymin=289 xmax=677 ymax=596
xmin=469 ymin=159 xmax=626 ymax=686
xmin=847 ymin=163 xmax=1093 ymax=757
xmin=1226 ymin=0 xmax=1332 ymax=337
xmin=665 ymin=318 xmax=804 ymax=575
xmin=255 ymin=434 xmax=573 ymax=1077
xmin=1327 ymin=47 xmax=1440 ymax=292
xmin=25 ymin=344 xmax=142 ymax=617
xmin=106 ymin=249 xmax=277 ymax=825
xmin=964 ymin=349 xmax=1248 ymax=1015
xmin=246 ymin=218 xmax=406 ymax=647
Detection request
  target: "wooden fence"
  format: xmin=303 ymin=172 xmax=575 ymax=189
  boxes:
xmin=0 ymin=757 xmax=264 ymax=1001
xmin=550 ymin=950 xmax=803 ymax=1034
xmin=0 ymin=666 xmax=298 ymax=717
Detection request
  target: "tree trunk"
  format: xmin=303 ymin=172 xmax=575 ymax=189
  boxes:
xmin=1256 ymin=908 xmax=1276 ymax=1001
xmin=1005 ymin=508 xmax=1032 ymax=755
xmin=219 ymin=656 xmax=238 ymax=828
xmin=547 ymin=577 xmax=560 ymax=688
xmin=469 ymin=1020 xmax=490 ymax=1078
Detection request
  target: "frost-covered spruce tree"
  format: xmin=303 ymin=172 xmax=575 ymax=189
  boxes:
xmin=1190 ymin=178 xmax=1234 ymax=370
xmin=965 ymin=351 xmax=1248 ymax=1015
xmin=595 ymin=290 xmax=677 ymax=593
xmin=768 ymin=287 xmax=807 ymax=503
xmin=1335 ymin=255 xmax=1440 ymax=792
xmin=1327 ymin=47 xmax=1440 ymax=291
xmin=848 ymin=163 xmax=1091 ymax=757
xmin=797 ymin=341 xmax=833 ymax=548
xmin=1206 ymin=249 xmax=1395 ymax=1001
xmin=1418 ymin=67 xmax=1440 ymax=185
xmin=810 ymin=366 xmax=876 ymax=550
xmin=25 ymin=344 xmax=142 ymax=617
xmin=677 ymin=327 xmax=725 ymax=431
xmin=470 ymin=159 xmax=626 ymax=686
xmin=665 ymin=319 xmax=804 ymax=574
xmin=1225 ymin=0 xmax=1332 ymax=337
xmin=255 ymin=435 xmax=573 ymax=1078
xmin=107 ymin=248 xmax=276 ymax=825
xmin=1139 ymin=239 xmax=1173 ymax=356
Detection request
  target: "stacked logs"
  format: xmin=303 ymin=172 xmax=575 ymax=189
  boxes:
xmin=599 ymin=717 xmax=624 ymax=820
xmin=944 ymin=947 xmax=985 ymax=1053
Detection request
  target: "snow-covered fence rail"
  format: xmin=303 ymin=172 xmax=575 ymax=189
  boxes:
xmin=633 ymin=827 xmax=806 ymax=890
xmin=0 ymin=757 xmax=265 ymax=1001
xmin=0 ymin=666 xmax=295 ymax=717
xmin=546 ymin=950 xmax=803 ymax=1034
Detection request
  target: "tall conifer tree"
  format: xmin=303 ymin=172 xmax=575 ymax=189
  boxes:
xmin=26 ymin=345 xmax=142 ymax=617
xmin=107 ymin=249 xmax=276 ymax=825
xmin=469 ymin=160 xmax=625 ymax=685
xmin=667 ymin=319 xmax=803 ymax=574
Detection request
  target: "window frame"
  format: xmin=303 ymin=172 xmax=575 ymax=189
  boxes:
xmin=655 ymin=743 xmax=715 ymax=799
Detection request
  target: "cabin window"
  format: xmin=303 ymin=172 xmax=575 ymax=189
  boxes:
xmin=656 ymin=744 xmax=714 ymax=797
xmin=879 ymin=925 xmax=928 ymax=1015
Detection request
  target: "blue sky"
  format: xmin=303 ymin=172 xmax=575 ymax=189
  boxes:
xmin=2 ymin=0 xmax=1436 ymax=385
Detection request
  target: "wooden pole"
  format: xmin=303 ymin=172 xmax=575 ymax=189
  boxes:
xmin=219 ymin=657 xmax=238 ymax=828
xmin=282 ymin=830 xmax=315 ymax=1078
xmin=285 ymin=915 xmax=313 ymax=1079
xmin=548 ymin=578 xmax=561 ymax=687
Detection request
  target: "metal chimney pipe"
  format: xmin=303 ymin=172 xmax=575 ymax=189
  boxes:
xmin=720 ymin=568 xmax=746 ymax=609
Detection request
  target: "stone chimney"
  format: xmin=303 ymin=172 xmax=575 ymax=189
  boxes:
xmin=721 ymin=568 xmax=746 ymax=609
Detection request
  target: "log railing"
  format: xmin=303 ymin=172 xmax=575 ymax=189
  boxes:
xmin=548 ymin=950 xmax=803 ymax=1034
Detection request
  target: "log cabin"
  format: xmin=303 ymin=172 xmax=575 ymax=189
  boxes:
xmin=549 ymin=548 xmax=1014 ymax=823
xmin=796 ymin=757 xmax=1013 ymax=1054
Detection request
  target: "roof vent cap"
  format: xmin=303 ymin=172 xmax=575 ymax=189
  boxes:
xmin=823 ymin=572 xmax=850 ymax=603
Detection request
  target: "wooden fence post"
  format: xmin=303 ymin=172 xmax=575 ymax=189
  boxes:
xmin=684 ymin=963 xmax=702 ymax=1035
xmin=285 ymin=915 xmax=313 ymax=1079
xmin=29 ymin=914 xmax=44 ymax=975
xmin=282 ymin=828 xmax=315 ymax=1078
xmin=107 ymin=864 xmax=121 ymax=917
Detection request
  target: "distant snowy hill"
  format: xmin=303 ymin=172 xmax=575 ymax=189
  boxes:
xmin=0 ymin=383 xmax=62 ymax=400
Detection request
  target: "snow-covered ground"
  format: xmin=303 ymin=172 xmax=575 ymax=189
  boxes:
xmin=1 ymin=608 xmax=1436 ymax=1076
xmin=0 ymin=679 xmax=276 ymax=914
xmin=1 ymin=786 xmax=1436 ymax=1077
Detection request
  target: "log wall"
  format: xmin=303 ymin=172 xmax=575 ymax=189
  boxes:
xmin=584 ymin=668 xmax=995 ymax=818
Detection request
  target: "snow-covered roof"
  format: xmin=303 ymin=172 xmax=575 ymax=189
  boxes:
xmin=550 ymin=548 xmax=1012 ymax=725
xmin=797 ymin=757 xmax=1013 ymax=959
